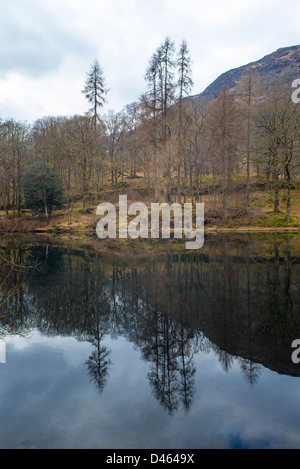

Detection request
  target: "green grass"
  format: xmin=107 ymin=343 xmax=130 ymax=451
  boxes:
xmin=254 ymin=210 xmax=299 ymax=228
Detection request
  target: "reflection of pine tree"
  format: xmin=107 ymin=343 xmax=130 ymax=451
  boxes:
xmin=239 ymin=358 xmax=261 ymax=386
xmin=177 ymin=325 xmax=196 ymax=413
xmin=217 ymin=349 xmax=234 ymax=372
xmin=239 ymin=250 xmax=261 ymax=387
xmin=178 ymin=358 xmax=195 ymax=413
xmin=85 ymin=276 xmax=112 ymax=395
xmin=144 ymin=311 xmax=197 ymax=414
xmin=147 ymin=315 xmax=179 ymax=415
xmin=148 ymin=364 xmax=179 ymax=416
xmin=85 ymin=331 xmax=112 ymax=394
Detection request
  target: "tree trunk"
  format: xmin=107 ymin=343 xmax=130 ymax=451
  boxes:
xmin=285 ymin=165 xmax=291 ymax=222
xmin=94 ymin=166 xmax=98 ymax=204
xmin=177 ymin=164 xmax=181 ymax=203
xmin=274 ymin=176 xmax=280 ymax=213
xmin=222 ymin=151 xmax=227 ymax=221
xmin=44 ymin=198 xmax=49 ymax=220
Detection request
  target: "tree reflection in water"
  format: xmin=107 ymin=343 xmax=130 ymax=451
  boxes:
xmin=0 ymin=234 xmax=299 ymax=413
xmin=85 ymin=331 xmax=112 ymax=394
xmin=0 ymin=243 xmax=38 ymax=341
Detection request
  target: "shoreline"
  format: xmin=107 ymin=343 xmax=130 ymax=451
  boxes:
xmin=0 ymin=222 xmax=299 ymax=237
xmin=0 ymin=225 xmax=299 ymax=235
xmin=0 ymin=224 xmax=299 ymax=264
xmin=0 ymin=207 xmax=299 ymax=260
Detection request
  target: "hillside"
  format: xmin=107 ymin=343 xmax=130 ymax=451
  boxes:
xmin=191 ymin=44 xmax=300 ymax=101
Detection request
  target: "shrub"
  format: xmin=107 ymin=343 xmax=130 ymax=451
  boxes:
xmin=22 ymin=162 xmax=63 ymax=218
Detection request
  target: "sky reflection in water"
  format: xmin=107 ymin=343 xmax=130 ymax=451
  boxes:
xmin=0 ymin=329 xmax=299 ymax=449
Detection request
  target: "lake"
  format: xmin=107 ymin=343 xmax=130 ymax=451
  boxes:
xmin=0 ymin=233 xmax=299 ymax=449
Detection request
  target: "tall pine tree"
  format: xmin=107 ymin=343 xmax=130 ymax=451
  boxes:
xmin=82 ymin=59 xmax=108 ymax=128
xmin=82 ymin=59 xmax=108 ymax=204
xmin=176 ymin=39 xmax=193 ymax=188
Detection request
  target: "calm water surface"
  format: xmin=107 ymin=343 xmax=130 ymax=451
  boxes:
xmin=0 ymin=234 xmax=299 ymax=449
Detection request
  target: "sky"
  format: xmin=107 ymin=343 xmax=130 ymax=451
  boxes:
xmin=0 ymin=0 xmax=300 ymax=124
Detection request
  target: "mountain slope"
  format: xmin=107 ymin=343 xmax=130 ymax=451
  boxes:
xmin=191 ymin=44 xmax=300 ymax=101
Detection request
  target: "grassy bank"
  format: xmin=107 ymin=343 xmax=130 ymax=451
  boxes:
xmin=0 ymin=177 xmax=299 ymax=244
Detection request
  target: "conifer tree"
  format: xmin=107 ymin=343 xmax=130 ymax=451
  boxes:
xmin=82 ymin=59 xmax=108 ymax=204
xmin=82 ymin=59 xmax=108 ymax=128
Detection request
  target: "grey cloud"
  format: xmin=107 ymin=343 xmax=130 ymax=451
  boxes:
xmin=0 ymin=0 xmax=95 ymax=78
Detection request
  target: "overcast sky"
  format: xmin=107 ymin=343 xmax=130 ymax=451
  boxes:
xmin=0 ymin=0 xmax=300 ymax=123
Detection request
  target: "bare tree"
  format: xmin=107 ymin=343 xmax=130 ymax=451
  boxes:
xmin=237 ymin=67 xmax=260 ymax=207
xmin=254 ymin=84 xmax=300 ymax=219
xmin=103 ymin=110 xmax=125 ymax=188
xmin=0 ymin=119 xmax=30 ymax=216
xmin=205 ymin=86 xmax=243 ymax=220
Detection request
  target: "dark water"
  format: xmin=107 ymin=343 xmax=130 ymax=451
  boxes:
xmin=0 ymin=234 xmax=300 ymax=449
